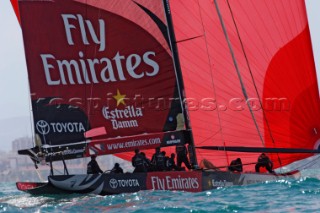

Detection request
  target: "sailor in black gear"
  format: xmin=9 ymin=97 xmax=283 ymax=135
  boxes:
xmin=132 ymin=149 xmax=147 ymax=173
xmin=110 ymin=163 xmax=124 ymax=174
xmin=162 ymin=151 xmax=170 ymax=171
xmin=141 ymin=152 xmax=153 ymax=171
xmin=228 ymin=158 xmax=243 ymax=172
xmin=255 ymin=153 xmax=275 ymax=173
xmin=87 ymin=155 xmax=103 ymax=174
xmin=151 ymin=147 xmax=160 ymax=164
xmin=151 ymin=147 xmax=166 ymax=171
xmin=176 ymin=144 xmax=192 ymax=170
xmin=166 ymin=153 xmax=178 ymax=171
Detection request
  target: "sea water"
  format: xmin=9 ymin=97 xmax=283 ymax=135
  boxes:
xmin=0 ymin=177 xmax=319 ymax=213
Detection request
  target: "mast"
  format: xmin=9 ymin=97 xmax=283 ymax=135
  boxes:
xmin=162 ymin=0 xmax=198 ymax=168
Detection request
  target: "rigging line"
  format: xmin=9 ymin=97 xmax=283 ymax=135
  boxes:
xmin=176 ymin=35 xmax=204 ymax=43
xmin=213 ymin=0 xmax=265 ymax=147
xmin=87 ymin=3 xmax=101 ymax=148
xmin=305 ymin=155 xmax=320 ymax=169
xmin=35 ymin=169 xmax=45 ymax=182
xmin=86 ymin=0 xmax=92 ymax=138
xmin=197 ymin=0 xmax=227 ymax=159
xmin=28 ymin=97 xmax=35 ymax=146
xmin=225 ymin=0 xmax=282 ymax=168
xmin=48 ymin=165 xmax=64 ymax=175
xmin=82 ymin=0 xmax=90 ymax=140
xmin=197 ymin=130 xmax=224 ymax=144
xmin=294 ymin=155 xmax=320 ymax=171
xmin=280 ymin=155 xmax=317 ymax=170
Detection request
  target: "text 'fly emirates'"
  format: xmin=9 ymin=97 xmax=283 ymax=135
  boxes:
xmin=40 ymin=14 xmax=160 ymax=86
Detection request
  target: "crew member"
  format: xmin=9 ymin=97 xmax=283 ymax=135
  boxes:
xmin=176 ymin=144 xmax=192 ymax=170
xmin=162 ymin=151 xmax=170 ymax=171
xmin=151 ymin=147 xmax=160 ymax=165
xmin=228 ymin=158 xmax=243 ymax=172
xmin=255 ymin=153 xmax=274 ymax=173
xmin=141 ymin=152 xmax=153 ymax=171
xmin=151 ymin=147 xmax=166 ymax=171
xmin=87 ymin=155 xmax=103 ymax=174
xmin=132 ymin=149 xmax=147 ymax=172
xmin=110 ymin=163 xmax=123 ymax=174
xmin=166 ymin=153 xmax=178 ymax=171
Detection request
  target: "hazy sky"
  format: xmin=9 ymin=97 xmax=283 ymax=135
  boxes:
xmin=0 ymin=0 xmax=319 ymax=126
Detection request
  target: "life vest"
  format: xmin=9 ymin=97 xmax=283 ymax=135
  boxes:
xmin=176 ymin=145 xmax=187 ymax=157
xmin=155 ymin=153 xmax=165 ymax=166
xmin=111 ymin=167 xmax=123 ymax=174
xmin=143 ymin=158 xmax=151 ymax=167
xmin=229 ymin=159 xmax=243 ymax=172
xmin=166 ymin=158 xmax=173 ymax=168
xmin=258 ymin=155 xmax=271 ymax=165
xmin=133 ymin=154 xmax=144 ymax=167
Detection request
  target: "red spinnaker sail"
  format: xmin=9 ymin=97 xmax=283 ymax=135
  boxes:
xmin=170 ymin=0 xmax=320 ymax=171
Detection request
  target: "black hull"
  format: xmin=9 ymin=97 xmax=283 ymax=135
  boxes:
xmin=16 ymin=170 xmax=300 ymax=195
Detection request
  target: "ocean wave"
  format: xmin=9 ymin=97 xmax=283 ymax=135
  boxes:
xmin=0 ymin=180 xmax=319 ymax=212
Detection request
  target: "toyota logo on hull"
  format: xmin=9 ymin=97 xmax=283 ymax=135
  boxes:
xmin=109 ymin=179 xmax=118 ymax=189
xmin=36 ymin=120 xmax=50 ymax=135
xmin=109 ymin=178 xmax=140 ymax=189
